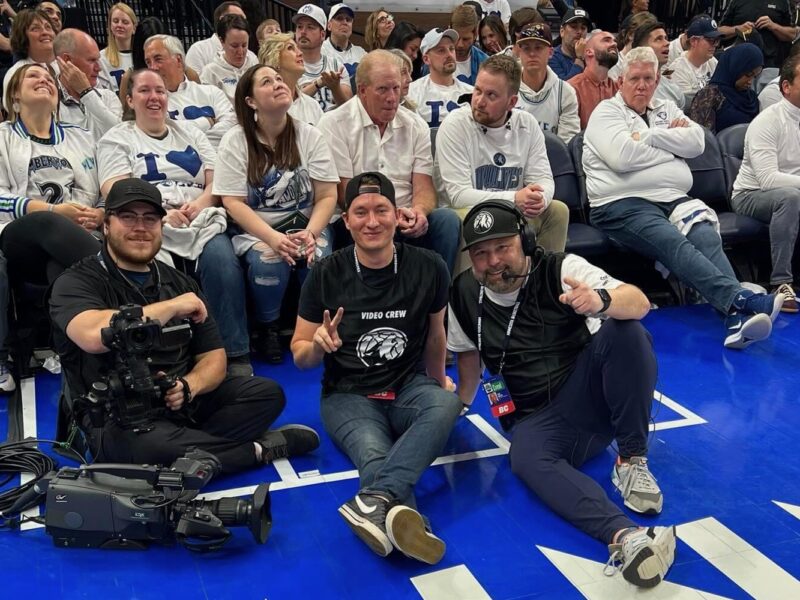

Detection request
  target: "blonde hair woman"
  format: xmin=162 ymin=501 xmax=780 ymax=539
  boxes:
xmin=364 ymin=8 xmax=394 ymax=50
xmin=387 ymin=48 xmax=416 ymax=111
xmin=99 ymin=2 xmax=137 ymax=93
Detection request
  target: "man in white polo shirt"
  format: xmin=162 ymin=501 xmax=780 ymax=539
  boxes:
xmin=322 ymin=4 xmax=366 ymax=91
xmin=294 ymin=3 xmax=353 ymax=112
xmin=731 ymin=52 xmax=800 ymax=312
xmin=669 ymin=18 xmax=721 ymax=105
xmin=317 ymin=50 xmax=461 ymax=274
xmin=407 ymin=28 xmax=473 ymax=128
xmin=513 ymin=22 xmax=579 ymax=143
xmin=144 ymin=34 xmax=236 ymax=147
xmin=184 ymin=1 xmax=256 ymax=74
xmin=435 ymin=53 xmax=569 ymax=257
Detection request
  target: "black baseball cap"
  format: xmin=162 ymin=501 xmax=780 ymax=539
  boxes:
xmin=463 ymin=201 xmax=521 ymax=250
xmin=562 ymin=8 xmax=592 ymax=28
xmin=105 ymin=178 xmax=166 ymax=216
xmin=344 ymin=172 xmax=396 ymax=210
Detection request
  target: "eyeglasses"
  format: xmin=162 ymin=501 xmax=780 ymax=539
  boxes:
xmin=114 ymin=211 xmax=162 ymax=227
xmin=377 ymin=14 xmax=394 ymax=24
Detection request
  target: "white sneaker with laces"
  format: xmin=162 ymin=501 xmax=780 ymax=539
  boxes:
xmin=606 ymin=526 xmax=676 ymax=588
xmin=612 ymin=456 xmax=663 ymax=514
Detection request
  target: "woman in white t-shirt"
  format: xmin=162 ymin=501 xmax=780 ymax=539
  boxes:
xmin=97 ymin=68 xmax=254 ymax=371
xmin=214 ymin=65 xmax=338 ymax=363
xmin=99 ymin=2 xmax=137 ymax=94
xmin=258 ymin=33 xmax=324 ymax=126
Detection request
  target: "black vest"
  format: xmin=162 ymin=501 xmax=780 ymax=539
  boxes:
xmin=450 ymin=253 xmax=591 ymax=424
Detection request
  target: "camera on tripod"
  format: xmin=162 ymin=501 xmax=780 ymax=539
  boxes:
xmin=40 ymin=450 xmax=271 ymax=551
xmin=80 ymin=304 xmax=192 ymax=433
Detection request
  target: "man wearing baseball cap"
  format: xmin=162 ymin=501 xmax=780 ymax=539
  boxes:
xmin=512 ymin=22 xmax=579 ymax=143
xmin=292 ymin=172 xmax=461 ymax=565
xmin=322 ymin=3 xmax=366 ymax=91
xmin=448 ymin=200 xmax=676 ymax=588
xmin=50 ymin=178 xmax=320 ymax=473
xmin=550 ymin=8 xmax=593 ymax=80
xmin=295 ymin=3 xmax=353 ymax=111
xmin=669 ymin=18 xmax=721 ymax=103
xmin=407 ymin=27 xmax=473 ymax=128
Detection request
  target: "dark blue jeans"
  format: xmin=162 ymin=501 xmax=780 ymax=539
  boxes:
xmin=509 ymin=320 xmax=657 ymax=543
xmin=591 ymin=197 xmax=741 ymax=313
xmin=321 ymin=373 xmax=462 ymax=506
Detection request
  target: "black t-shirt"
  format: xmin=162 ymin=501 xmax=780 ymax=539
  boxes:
xmin=298 ymin=243 xmax=449 ymax=396
xmin=49 ymin=247 xmax=223 ymax=399
xmin=721 ymin=0 xmax=792 ymax=68
xmin=449 ymin=253 xmax=591 ymax=428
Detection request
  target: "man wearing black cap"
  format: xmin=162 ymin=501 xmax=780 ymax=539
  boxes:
xmin=669 ymin=18 xmax=722 ymax=103
xmin=49 ymin=178 xmax=320 ymax=473
xmin=448 ymin=200 xmax=677 ymax=588
xmin=291 ymin=172 xmax=462 ymax=565
xmin=549 ymin=8 xmax=593 ymax=80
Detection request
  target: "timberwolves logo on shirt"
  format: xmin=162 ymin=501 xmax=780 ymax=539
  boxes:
xmin=493 ymin=153 xmax=506 ymax=166
xmin=473 ymin=210 xmax=494 ymax=234
xmin=356 ymin=327 xmax=408 ymax=367
xmin=249 ymin=167 xmax=313 ymax=211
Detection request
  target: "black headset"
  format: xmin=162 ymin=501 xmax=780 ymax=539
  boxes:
xmin=464 ymin=200 xmax=539 ymax=257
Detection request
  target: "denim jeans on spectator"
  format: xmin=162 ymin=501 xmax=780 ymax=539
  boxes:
xmin=243 ymin=226 xmax=333 ymax=325
xmin=321 ymin=373 xmax=462 ymax=505
xmin=731 ymin=188 xmax=800 ymax=286
xmin=591 ymin=197 xmax=741 ymax=313
xmin=196 ymin=233 xmax=250 ymax=357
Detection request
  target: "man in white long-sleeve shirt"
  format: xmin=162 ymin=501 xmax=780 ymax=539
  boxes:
xmin=585 ymin=47 xmax=785 ymax=349
xmin=54 ymin=29 xmax=122 ymax=142
xmin=669 ymin=18 xmax=720 ymax=106
xmin=436 ymin=54 xmax=569 ymax=255
xmin=731 ymin=53 xmax=800 ymax=311
xmin=144 ymin=35 xmax=236 ymax=147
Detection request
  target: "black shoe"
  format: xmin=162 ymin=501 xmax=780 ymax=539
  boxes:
xmin=226 ymin=354 xmax=253 ymax=377
xmin=385 ymin=505 xmax=446 ymax=564
xmin=338 ymin=493 xmax=394 ymax=557
xmin=258 ymin=424 xmax=320 ymax=462
xmin=255 ymin=324 xmax=283 ymax=364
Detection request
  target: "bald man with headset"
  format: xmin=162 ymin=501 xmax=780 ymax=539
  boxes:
xmin=447 ymin=200 xmax=676 ymax=589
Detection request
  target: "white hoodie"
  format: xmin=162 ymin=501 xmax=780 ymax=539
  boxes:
xmin=515 ymin=66 xmax=580 ymax=144
xmin=200 ymin=52 xmax=259 ymax=103
xmin=583 ymin=92 xmax=704 ymax=206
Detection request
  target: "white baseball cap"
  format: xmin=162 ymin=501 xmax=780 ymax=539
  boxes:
xmin=420 ymin=27 xmax=459 ymax=55
xmin=293 ymin=4 xmax=327 ymax=29
xmin=328 ymin=3 xmax=355 ymax=21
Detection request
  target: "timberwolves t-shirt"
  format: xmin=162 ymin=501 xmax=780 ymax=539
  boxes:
xmin=298 ymin=243 xmax=449 ymax=396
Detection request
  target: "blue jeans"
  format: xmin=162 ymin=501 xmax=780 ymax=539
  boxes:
xmin=0 ymin=250 xmax=7 ymax=361
xmin=321 ymin=373 xmax=462 ymax=505
xmin=243 ymin=226 xmax=333 ymax=324
xmin=591 ymin=197 xmax=741 ymax=313
xmin=195 ymin=233 xmax=250 ymax=357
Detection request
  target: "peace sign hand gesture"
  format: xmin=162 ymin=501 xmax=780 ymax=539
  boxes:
xmin=314 ymin=307 xmax=344 ymax=353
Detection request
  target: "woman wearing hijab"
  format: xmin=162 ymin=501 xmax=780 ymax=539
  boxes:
xmin=688 ymin=44 xmax=764 ymax=133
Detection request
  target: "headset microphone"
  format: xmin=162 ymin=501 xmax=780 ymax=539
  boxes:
xmin=501 ymin=271 xmax=529 ymax=280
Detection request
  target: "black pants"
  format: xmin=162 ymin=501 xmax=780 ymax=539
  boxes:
xmin=0 ymin=211 xmax=100 ymax=285
xmin=508 ymin=319 xmax=657 ymax=543
xmin=92 ymin=375 xmax=286 ymax=474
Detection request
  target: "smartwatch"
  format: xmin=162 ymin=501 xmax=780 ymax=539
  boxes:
xmin=594 ymin=288 xmax=612 ymax=314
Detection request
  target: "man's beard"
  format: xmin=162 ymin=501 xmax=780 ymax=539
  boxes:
xmin=596 ymin=49 xmax=619 ymax=70
xmin=106 ymin=230 xmax=160 ymax=267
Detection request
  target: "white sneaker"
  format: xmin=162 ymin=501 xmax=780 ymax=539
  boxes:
xmin=42 ymin=354 xmax=61 ymax=375
xmin=0 ymin=362 xmax=15 ymax=393
xmin=606 ymin=526 xmax=676 ymax=588
xmin=612 ymin=456 xmax=663 ymax=514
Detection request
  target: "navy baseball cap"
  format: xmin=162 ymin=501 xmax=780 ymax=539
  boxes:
xmin=105 ymin=178 xmax=166 ymax=216
xmin=687 ymin=18 xmax=722 ymax=39
xmin=344 ymin=172 xmax=396 ymax=210
xmin=463 ymin=201 xmax=521 ymax=250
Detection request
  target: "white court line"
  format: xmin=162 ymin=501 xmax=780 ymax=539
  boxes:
xmin=773 ymin=501 xmax=800 ymax=520
xmin=411 ymin=564 xmax=492 ymax=600
xmin=19 ymin=377 xmax=41 ymax=532
xmin=679 ymin=517 xmax=800 ymax=600
xmin=271 ymin=458 xmax=299 ymax=482
xmin=651 ymin=392 xmax=708 ymax=432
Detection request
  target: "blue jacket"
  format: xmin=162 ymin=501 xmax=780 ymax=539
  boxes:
xmin=421 ymin=45 xmax=488 ymax=86
xmin=549 ymin=46 xmax=583 ymax=81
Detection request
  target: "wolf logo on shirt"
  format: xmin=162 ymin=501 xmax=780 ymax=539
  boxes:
xmin=248 ymin=167 xmax=313 ymax=212
xmin=357 ymin=327 xmax=408 ymax=367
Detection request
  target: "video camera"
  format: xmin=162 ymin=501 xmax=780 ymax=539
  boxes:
xmin=81 ymin=304 xmax=192 ymax=433
xmin=36 ymin=450 xmax=271 ymax=551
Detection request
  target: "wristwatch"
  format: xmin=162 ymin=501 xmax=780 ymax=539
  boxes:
xmin=594 ymin=288 xmax=612 ymax=314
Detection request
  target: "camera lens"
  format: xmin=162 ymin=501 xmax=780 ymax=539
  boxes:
xmin=204 ymin=483 xmax=271 ymax=544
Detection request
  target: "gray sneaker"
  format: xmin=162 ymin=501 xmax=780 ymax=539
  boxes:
xmin=612 ymin=456 xmax=663 ymax=514
xmin=606 ymin=526 xmax=677 ymax=588
xmin=338 ymin=493 xmax=394 ymax=557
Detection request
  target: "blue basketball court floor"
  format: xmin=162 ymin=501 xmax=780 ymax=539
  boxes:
xmin=1 ymin=304 xmax=799 ymax=599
